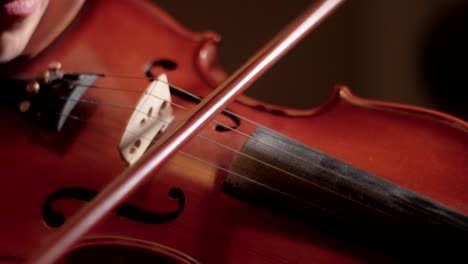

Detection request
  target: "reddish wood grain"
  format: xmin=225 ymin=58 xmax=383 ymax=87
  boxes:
xmin=0 ymin=0 xmax=466 ymax=263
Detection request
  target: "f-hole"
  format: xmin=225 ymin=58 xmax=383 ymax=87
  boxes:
xmin=42 ymin=187 xmax=185 ymax=228
xmin=145 ymin=60 xmax=177 ymax=79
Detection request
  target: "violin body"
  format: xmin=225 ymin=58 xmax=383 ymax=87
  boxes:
xmin=0 ymin=0 xmax=466 ymax=263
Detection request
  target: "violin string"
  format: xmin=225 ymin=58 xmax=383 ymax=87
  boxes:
xmin=71 ymin=82 xmax=349 ymax=192
xmin=72 ymin=83 xmax=190 ymax=111
xmin=57 ymin=86 xmax=461 ymax=229
xmin=62 ymin=111 xmax=344 ymax=219
xmin=72 ymin=82 xmax=404 ymax=201
xmin=65 ymin=75 xmax=465 ymax=228
xmin=66 ymin=107 xmax=466 ymax=231
xmin=59 ymin=101 xmax=401 ymax=222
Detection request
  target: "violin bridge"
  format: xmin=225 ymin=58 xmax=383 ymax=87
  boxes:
xmin=119 ymin=74 xmax=174 ymax=166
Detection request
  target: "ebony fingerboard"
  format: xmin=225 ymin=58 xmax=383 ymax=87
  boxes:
xmin=222 ymin=127 xmax=468 ymax=261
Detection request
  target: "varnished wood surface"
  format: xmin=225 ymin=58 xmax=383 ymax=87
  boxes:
xmin=0 ymin=0 xmax=466 ymax=263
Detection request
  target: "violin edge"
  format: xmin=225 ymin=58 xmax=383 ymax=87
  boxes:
xmin=336 ymin=85 xmax=468 ymax=131
xmin=229 ymin=84 xmax=467 ymax=131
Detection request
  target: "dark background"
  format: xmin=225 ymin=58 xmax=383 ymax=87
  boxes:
xmin=155 ymin=0 xmax=467 ymax=120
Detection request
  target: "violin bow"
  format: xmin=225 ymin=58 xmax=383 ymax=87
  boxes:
xmin=26 ymin=0 xmax=346 ymax=263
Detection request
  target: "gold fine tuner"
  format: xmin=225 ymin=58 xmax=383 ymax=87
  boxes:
xmin=40 ymin=61 xmax=62 ymax=83
xmin=26 ymin=81 xmax=40 ymax=94
xmin=48 ymin=61 xmax=62 ymax=73
xmin=19 ymin=100 xmax=31 ymax=113
xmin=22 ymin=62 xmax=62 ymax=112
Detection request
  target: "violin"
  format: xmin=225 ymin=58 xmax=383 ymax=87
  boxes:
xmin=0 ymin=0 xmax=466 ymax=263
